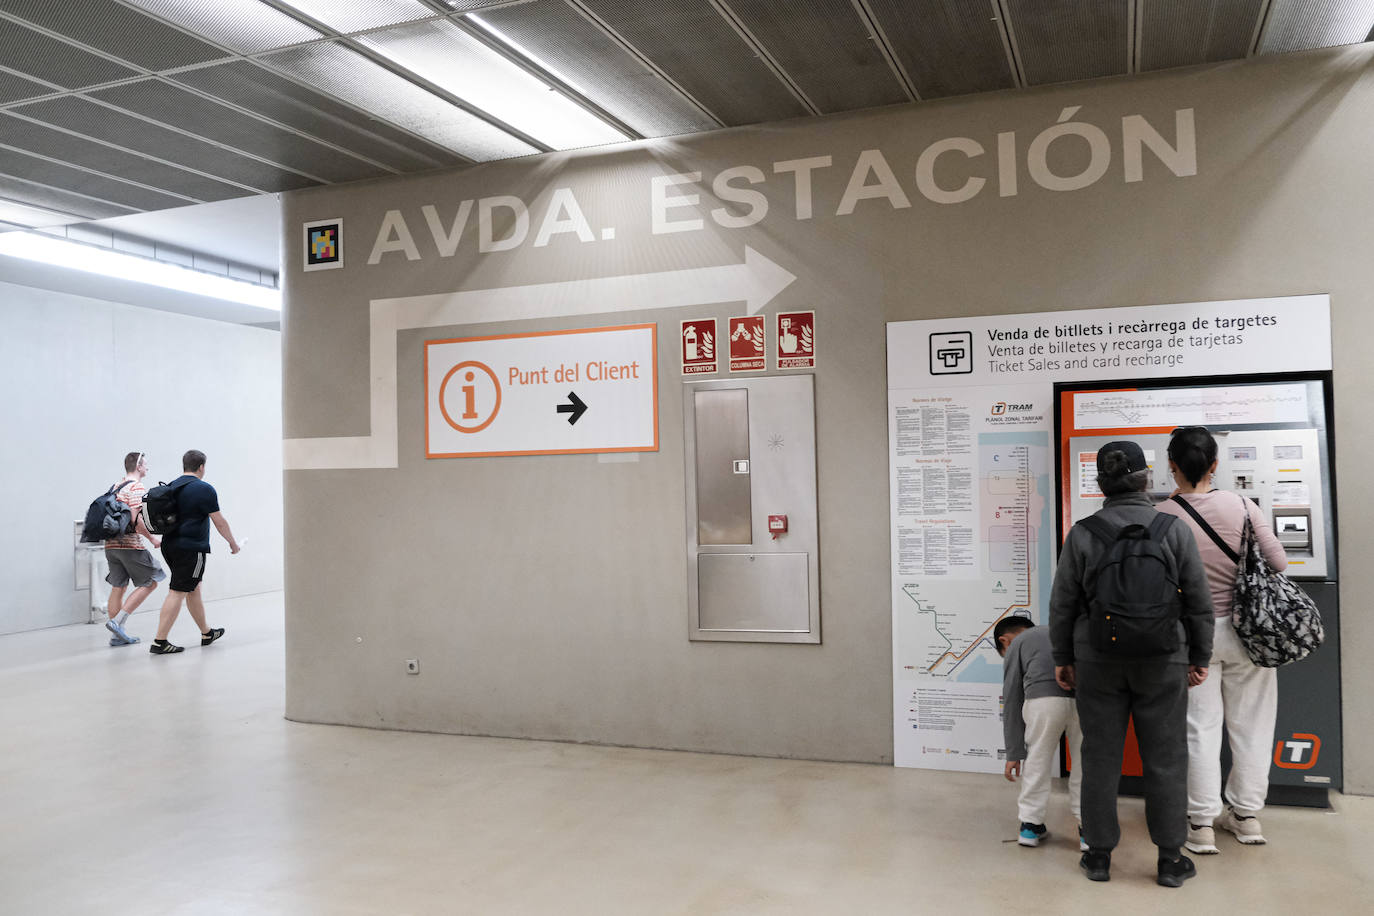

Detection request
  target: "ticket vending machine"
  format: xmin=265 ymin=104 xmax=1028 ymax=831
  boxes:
xmin=683 ymin=375 xmax=820 ymax=643
xmin=1055 ymin=375 xmax=1340 ymax=804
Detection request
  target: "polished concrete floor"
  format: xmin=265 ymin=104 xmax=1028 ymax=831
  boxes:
xmin=2 ymin=591 xmax=1368 ymax=915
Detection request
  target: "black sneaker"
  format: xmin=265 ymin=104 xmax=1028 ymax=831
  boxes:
xmin=149 ymin=640 xmax=184 ymax=655
xmin=201 ymin=627 xmax=225 ymax=647
xmin=1157 ymin=854 xmax=1197 ymax=888
xmin=1080 ymin=850 xmax=1111 ymax=882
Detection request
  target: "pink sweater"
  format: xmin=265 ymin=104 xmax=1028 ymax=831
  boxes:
xmin=1156 ymin=490 xmax=1289 ymax=618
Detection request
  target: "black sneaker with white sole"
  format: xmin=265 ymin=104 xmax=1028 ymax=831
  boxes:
xmin=201 ymin=627 xmax=225 ymax=647
xmin=149 ymin=640 xmax=184 ymax=655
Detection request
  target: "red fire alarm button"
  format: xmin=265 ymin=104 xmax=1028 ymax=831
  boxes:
xmin=768 ymin=515 xmax=788 ymax=539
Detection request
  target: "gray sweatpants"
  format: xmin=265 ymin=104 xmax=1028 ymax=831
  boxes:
xmin=1075 ymin=659 xmax=1189 ymax=853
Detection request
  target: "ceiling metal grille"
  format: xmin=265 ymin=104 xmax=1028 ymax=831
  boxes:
xmin=0 ymin=0 xmax=230 ymax=70
xmin=717 ymin=0 xmax=909 ymax=113
xmin=1258 ymin=0 xmax=1374 ymax=52
xmin=862 ymin=0 xmax=1018 ymax=98
xmin=0 ymin=0 xmax=1368 ymax=234
xmin=575 ymin=0 xmax=811 ymax=125
xmin=1004 ymin=0 xmax=1131 ymax=85
xmin=473 ymin=0 xmax=718 ymax=138
xmin=1138 ymin=0 xmax=1266 ymax=70
xmin=0 ymin=17 xmax=141 ymax=89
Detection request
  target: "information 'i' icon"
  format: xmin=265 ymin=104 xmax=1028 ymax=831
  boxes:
xmin=440 ymin=360 xmax=501 ymax=433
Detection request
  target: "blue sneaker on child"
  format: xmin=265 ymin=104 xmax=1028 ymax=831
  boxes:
xmin=1018 ymin=823 xmax=1049 ymax=847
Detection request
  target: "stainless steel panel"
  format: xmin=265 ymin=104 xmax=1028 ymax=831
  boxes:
xmin=1257 ymin=0 xmax=1374 ymax=52
xmin=1138 ymin=0 xmax=1265 ymax=71
xmin=169 ymin=61 xmax=464 ymax=171
xmin=14 ymin=96 xmax=316 ymax=192
xmin=861 ymin=0 xmax=1016 ymax=98
xmin=90 ymin=81 xmax=387 ymax=184
xmin=694 ymin=388 xmax=752 ymax=545
xmin=0 ymin=177 xmax=136 ymax=220
xmin=576 ymin=0 xmax=809 ymax=125
xmin=0 ymin=147 xmax=191 ymax=211
xmin=0 ymin=69 xmax=55 ymax=106
xmin=685 ymin=375 xmax=820 ymax=644
xmin=719 ymin=0 xmax=908 ymax=113
xmin=1003 ymin=0 xmax=1130 ymax=85
xmin=698 ymin=553 xmax=810 ymax=632
xmin=0 ymin=113 xmax=246 ymax=202
xmin=476 ymin=0 xmax=718 ymax=137
xmin=0 ymin=18 xmax=139 ymax=89
xmin=0 ymin=0 xmax=230 ymax=70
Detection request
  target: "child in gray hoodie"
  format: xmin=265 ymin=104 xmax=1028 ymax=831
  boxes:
xmin=998 ymin=616 xmax=1082 ymax=849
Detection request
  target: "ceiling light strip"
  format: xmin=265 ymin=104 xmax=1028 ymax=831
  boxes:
xmin=850 ymin=0 xmax=920 ymax=102
xmin=0 ymin=230 xmax=280 ymax=309
xmin=112 ymin=1 xmax=478 ymax=167
xmin=992 ymin=0 xmax=1029 ymax=88
xmin=708 ymin=0 xmax=821 ymax=116
xmin=563 ymin=0 xmax=725 ymax=129
xmin=254 ymin=0 xmax=548 ymax=154
xmin=459 ymin=14 xmax=643 ymax=141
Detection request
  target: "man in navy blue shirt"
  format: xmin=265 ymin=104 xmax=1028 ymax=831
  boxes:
xmin=149 ymin=449 xmax=240 ymax=655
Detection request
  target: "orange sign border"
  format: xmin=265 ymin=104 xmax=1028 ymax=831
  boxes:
xmin=423 ymin=323 xmax=659 ymax=459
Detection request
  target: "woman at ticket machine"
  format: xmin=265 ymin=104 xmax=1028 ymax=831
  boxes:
xmin=1156 ymin=426 xmax=1289 ymax=854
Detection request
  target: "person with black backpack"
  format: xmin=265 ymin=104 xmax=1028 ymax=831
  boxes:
xmin=148 ymin=449 xmax=240 ymax=655
xmin=1049 ymin=440 xmax=1214 ymax=888
xmin=97 ymin=451 xmax=166 ymax=647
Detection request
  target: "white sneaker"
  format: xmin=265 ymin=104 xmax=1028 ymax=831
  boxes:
xmin=1185 ymin=823 xmax=1219 ymax=854
xmin=1217 ymin=806 xmax=1266 ymax=845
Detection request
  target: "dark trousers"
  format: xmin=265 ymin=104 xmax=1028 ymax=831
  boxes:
xmin=1075 ymin=659 xmax=1189 ymax=853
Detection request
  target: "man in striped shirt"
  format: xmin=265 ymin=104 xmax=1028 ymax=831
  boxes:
xmin=103 ymin=451 xmax=166 ymax=646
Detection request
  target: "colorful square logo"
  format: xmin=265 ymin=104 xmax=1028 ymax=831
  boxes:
xmin=303 ymin=218 xmax=343 ymax=272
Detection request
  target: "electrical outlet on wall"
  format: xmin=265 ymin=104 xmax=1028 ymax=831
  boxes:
xmin=405 ymin=658 xmax=420 ymax=675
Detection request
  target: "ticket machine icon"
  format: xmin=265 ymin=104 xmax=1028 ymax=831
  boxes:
xmin=929 ymin=331 xmax=973 ymax=374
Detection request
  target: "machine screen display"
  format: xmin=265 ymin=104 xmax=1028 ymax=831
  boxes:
xmin=1229 ymin=446 xmax=1257 ymax=461
xmin=1274 ymin=444 xmax=1303 ymax=460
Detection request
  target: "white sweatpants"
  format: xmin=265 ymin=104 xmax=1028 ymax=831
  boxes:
xmin=1019 ymin=696 xmax=1083 ymax=824
xmin=1187 ymin=616 xmax=1278 ymax=820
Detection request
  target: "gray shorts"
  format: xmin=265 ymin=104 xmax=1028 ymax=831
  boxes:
xmin=104 ymin=548 xmax=167 ymax=589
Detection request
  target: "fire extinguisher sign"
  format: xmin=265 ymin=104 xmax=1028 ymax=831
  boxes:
xmin=680 ymin=318 xmax=718 ymax=376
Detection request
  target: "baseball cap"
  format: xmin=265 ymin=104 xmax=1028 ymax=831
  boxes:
xmin=1097 ymin=440 xmax=1148 ymax=474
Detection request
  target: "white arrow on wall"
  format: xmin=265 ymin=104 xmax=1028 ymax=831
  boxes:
xmin=283 ymin=246 xmax=796 ymax=470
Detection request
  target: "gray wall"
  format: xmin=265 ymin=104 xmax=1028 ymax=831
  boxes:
xmin=0 ymin=269 xmax=284 ymax=635
xmin=282 ymin=47 xmax=1374 ymax=789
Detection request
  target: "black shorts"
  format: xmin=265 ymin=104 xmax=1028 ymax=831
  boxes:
xmin=162 ymin=545 xmax=207 ymax=593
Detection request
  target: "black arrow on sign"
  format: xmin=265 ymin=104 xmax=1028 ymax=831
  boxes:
xmin=556 ymin=391 xmax=587 ymax=425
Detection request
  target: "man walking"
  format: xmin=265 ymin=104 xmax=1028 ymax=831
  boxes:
xmin=103 ymin=451 xmax=165 ymax=646
xmin=149 ymin=449 xmax=240 ymax=655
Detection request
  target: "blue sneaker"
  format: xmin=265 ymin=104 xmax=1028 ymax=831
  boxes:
xmin=1018 ymin=822 xmax=1049 ymax=847
xmin=105 ymin=620 xmax=137 ymax=645
xmin=1079 ymin=827 xmax=1088 ymax=851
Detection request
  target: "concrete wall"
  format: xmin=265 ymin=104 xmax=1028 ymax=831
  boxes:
xmin=281 ymin=47 xmax=1374 ymax=789
xmin=0 ymin=271 xmax=283 ymax=635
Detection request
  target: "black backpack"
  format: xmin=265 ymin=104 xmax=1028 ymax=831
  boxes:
xmin=142 ymin=478 xmax=192 ymax=536
xmin=80 ymin=480 xmax=135 ymax=543
xmin=1078 ymin=513 xmax=1183 ymax=657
